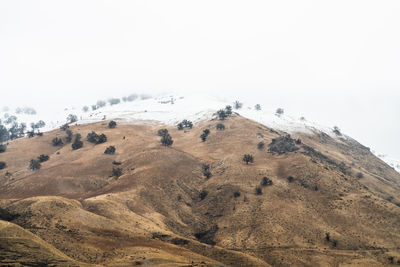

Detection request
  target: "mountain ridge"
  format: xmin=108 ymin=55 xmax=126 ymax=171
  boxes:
xmin=1 ymin=113 xmax=400 ymax=266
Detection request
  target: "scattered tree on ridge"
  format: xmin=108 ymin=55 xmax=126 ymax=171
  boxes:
xmin=29 ymin=159 xmax=41 ymax=170
xmin=38 ymin=154 xmax=49 ymax=163
xmin=216 ymin=123 xmax=225 ymax=130
xmin=72 ymin=134 xmax=83 ymax=150
xmin=243 ymin=154 xmax=254 ymax=165
xmin=275 ymin=108 xmax=284 ymax=116
xmin=108 ymin=120 xmax=117 ymax=129
xmin=52 ymin=137 xmax=63 ymax=146
xmin=67 ymin=114 xmax=78 ymax=123
xmin=161 ymin=133 xmax=173 ymax=146
xmin=104 ymin=146 xmax=116 ymax=155
xmin=234 ymin=101 xmax=243 ymax=110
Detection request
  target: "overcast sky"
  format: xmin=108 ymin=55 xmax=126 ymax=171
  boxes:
xmin=0 ymin=1 xmax=399 ymax=158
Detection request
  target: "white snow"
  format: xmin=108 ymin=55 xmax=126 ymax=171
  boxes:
xmin=0 ymin=92 xmax=398 ymax=173
xmin=374 ymin=154 xmax=400 ymax=173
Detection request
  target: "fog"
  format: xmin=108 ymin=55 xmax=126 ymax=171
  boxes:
xmin=0 ymin=1 xmax=399 ymax=158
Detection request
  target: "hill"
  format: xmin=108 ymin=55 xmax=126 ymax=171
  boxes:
xmin=1 ymin=113 xmax=400 ymax=266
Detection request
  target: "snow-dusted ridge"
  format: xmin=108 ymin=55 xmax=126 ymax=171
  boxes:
xmin=374 ymin=154 xmax=400 ymax=174
xmin=1 ymin=93 xmax=398 ymax=173
xmin=0 ymin=93 xmax=344 ymax=136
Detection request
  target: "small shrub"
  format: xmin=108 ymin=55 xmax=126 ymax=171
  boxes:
xmin=261 ymin=177 xmax=273 ymax=186
xmin=356 ymin=172 xmax=364 ymax=179
xmin=217 ymin=109 xmax=227 ymax=120
xmin=60 ymin=123 xmax=69 ymax=131
xmin=200 ymin=129 xmax=210 ymax=142
xmin=268 ymin=135 xmax=299 ymax=154
xmin=157 ymin=129 xmax=168 ymax=137
xmin=4 ymin=115 xmax=17 ymax=125
xmin=199 ymin=189 xmax=208 ymax=200
xmin=29 ymin=159 xmax=41 ymax=170
xmin=72 ymin=134 xmax=83 ymax=150
xmin=202 ymin=164 xmax=210 ymax=172
xmin=38 ymin=154 xmax=49 ymax=163
xmin=234 ymin=101 xmax=242 ymax=110
xmin=112 ymin=161 xmax=122 ymax=165
xmin=225 ymin=105 xmax=232 ymax=115
xmin=87 ymin=131 xmax=107 ymax=144
xmin=108 ymin=120 xmax=117 ymax=128
xmin=295 ymin=139 xmax=301 ymax=145
xmin=104 ymin=146 xmax=116 ymax=155
xmin=333 ymin=126 xmax=341 ymax=136
xmin=275 ymin=108 xmax=284 ymax=115
xmin=52 ymin=137 xmax=63 ymax=146
xmin=126 ymin=94 xmax=138 ymax=102
xmin=177 ymin=120 xmax=193 ymax=130
xmin=97 ymin=100 xmax=106 ymax=108
xmin=161 ymin=133 xmax=173 ymax=146
xmin=338 ymin=161 xmax=351 ymax=175
xmin=257 ymin=141 xmax=265 ymax=150
xmin=97 ymin=134 xmax=107 ymax=143
xmin=27 ymin=131 xmax=35 ymax=138
xmin=65 ymin=130 xmax=73 ymax=143
xmin=108 ymin=98 xmax=121 ymax=105
xmin=112 ymin=167 xmax=123 ymax=178
xmin=67 ymin=114 xmax=78 ymax=123
xmin=255 ymin=104 xmax=261 ymax=110
xmin=233 ymin=191 xmax=241 ymax=198
xmin=216 ymin=123 xmax=225 ymax=130
xmin=287 ymin=176 xmax=294 ymax=183
xmin=182 ymin=119 xmax=193 ymax=128
xmin=325 ymin=232 xmax=330 ymax=242
xmin=255 ymin=186 xmax=262 ymax=195
xmin=0 ymin=144 xmax=6 ymax=153
xmin=202 ymin=164 xmax=212 ymax=179
xmin=243 ymin=154 xmax=254 ymax=165
xmin=0 ymin=161 xmax=6 ymax=170
xmin=87 ymin=131 xmax=97 ymax=143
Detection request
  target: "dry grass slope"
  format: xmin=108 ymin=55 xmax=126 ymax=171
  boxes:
xmin=0 ymin=115 xmax=399 ymax=266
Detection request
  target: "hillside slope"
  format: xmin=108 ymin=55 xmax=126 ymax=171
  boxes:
xmin=0 ymin=114 xmax=400 ymax=266
xmin=0 ymin=220 xmax=92 ymax=266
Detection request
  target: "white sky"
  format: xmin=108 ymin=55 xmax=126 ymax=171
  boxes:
xmin=0 ymin=1 xmax=399 ymax=157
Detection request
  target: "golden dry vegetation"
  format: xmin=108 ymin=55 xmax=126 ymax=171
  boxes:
xmin=1 ymin=114 xmax=400 ymax=266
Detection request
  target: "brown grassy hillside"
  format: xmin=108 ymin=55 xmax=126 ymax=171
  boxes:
xmin=1 ymin=114 xmax=400 ymax=266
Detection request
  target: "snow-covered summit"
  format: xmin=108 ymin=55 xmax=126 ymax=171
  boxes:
xmin=74 ymin=93 xmax=346 ymax=139
xmin=0 ymin=93 xmax=345 ymax=137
